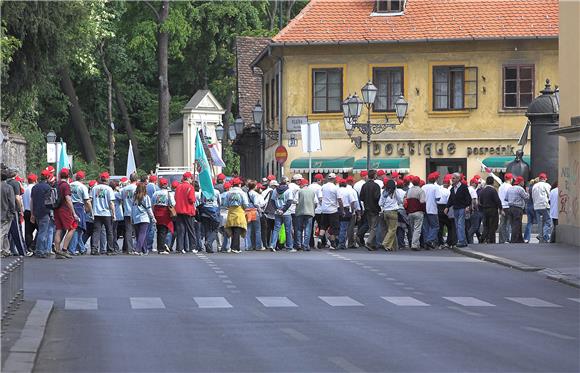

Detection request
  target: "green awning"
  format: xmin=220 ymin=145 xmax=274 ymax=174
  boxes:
xmin=481 ymin=156 xmax=531 ymax=172
xmin=353 ymin=158 xmax=410 ymax=173
xmin=289 ymin=156 xmax=355 ymax=173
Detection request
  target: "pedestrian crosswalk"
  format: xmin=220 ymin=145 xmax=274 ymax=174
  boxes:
xmin=59 ymin=296 xmax=580 ymax=311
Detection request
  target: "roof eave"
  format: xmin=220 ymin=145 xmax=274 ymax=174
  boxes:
xmin=249 ymin=44 xmax=272 ymax=70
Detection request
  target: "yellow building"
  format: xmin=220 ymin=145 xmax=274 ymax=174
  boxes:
xmin=252 ymin=0 xmax=559 ymax=180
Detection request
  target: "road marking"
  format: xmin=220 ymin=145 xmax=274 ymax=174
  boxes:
xmin=218 ymin=275 xmax=228 ymax=278
xmin=370 ymin=269 xmax=380 ymax=272
xmin=443 ymin=297 xmax=495 ymax=307
xmin=447 ymin=306 xmax=483 ymax=317
xmin=404 ymin=287 xmax=415 ymax=290
xmin=222 ymin=279 xmax=233 ymax=284
xmin=226 ymin=285 xmax=237 ymax=289
xmin=394 ymin=282 xmax=405 ymax=286
xmin=280 ymin=328 xmax=309 ymax=341
xmin=65 ymin=297 xmax=98 ymax=310
xmin=230 ymin=290 xmax=241 ymax=294
xmin=569 ymin=298 xmax=580 ymax=303
xmin=386 ymin=278 xmax=396 ymax=281
xmin=257 ymin=297 xmax=298 ymax=308
xmin=506 ymin=297 xmax=562 ymax=307
xmin=130 ymin=297 xmax=165 ymax=309
xmin=328 ymin=357 xmax=366 ymax=373
xmin=522 ymin=326 xmax=576 ymax=340
xmin=194 ymin=297 xmax=233 ymax=308
xmin=319 ymin=296 xmax=363 ymax=307
xmin=381 ymin=296 xmax=429 ymax=306
xmin=362 ymin=266 xmax=372 ymax=269
xmin=215 ymin=270 xmax=225 ymax=274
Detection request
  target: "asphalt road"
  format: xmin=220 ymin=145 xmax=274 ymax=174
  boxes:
xmin=25 ymin=249 xmax=580 ymax=372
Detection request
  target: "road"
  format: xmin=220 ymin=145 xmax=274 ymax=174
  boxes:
xmin=26 ymin=249 xmax=580 ymax=372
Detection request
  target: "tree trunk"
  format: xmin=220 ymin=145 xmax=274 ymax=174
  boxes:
xmin=113 ymin=80 xmax=141 ymax=167
xmin=285 ymin=0 xmax=296 ymax=25
xmin=157 ymin=0 xmax=170 ymax=166
xmin=101 ymin=46 xmax=115 ymax=174
xmin=59 ymin=66 xmax=97 ymax=163
xmin=267 ymin=0 xmax=278 ymax=30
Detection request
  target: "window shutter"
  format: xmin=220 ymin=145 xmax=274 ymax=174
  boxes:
xmin=464 ymin=67 xmax=478 ymax=109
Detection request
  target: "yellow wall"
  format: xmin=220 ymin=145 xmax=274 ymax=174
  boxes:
xmin=261 ymin=39 xmax=559 ymax=179
xmin=556 ymin=0 xmax=580 ymax=245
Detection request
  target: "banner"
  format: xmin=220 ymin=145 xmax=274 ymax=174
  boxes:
xmin=301 ymin=122 xmax=321 ymax=153
xmin=126 ymin=140 xmax=137 ymax=177
xmin=209 ymin=144 xmax=226 ymax=167
xmin=57 ymin=140 xmax=69 ymax=175
xmin=195 ymin=132 xmax=215 ymax=200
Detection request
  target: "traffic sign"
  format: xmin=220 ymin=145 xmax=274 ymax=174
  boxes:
xmin=275 ymin=145 xmax=288 ymax=165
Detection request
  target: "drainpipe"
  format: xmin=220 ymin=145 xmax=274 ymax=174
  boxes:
xmin=277 ymin=57 xmax=284 ymax=176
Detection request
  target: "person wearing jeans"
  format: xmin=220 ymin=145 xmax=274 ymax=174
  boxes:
xmin=174 ymin=172 xmax=197 ymax=253
xmin=152 ymin=178 xmax=176 ymax=254
xmin=121 ymin=174 xmax=138 ymax=253
xmin=445 ymin=173 xmax=472 ymax=248
xmin=505 ymin=176 xmax=529 ymax=243
xmin=131 ymin=182 xmax=156 ymax=255
xmin=268 ymin=178 xmax=294 ymax=251
xmin=90 ymin=172 xmax=116 ymax=255
xmin=405 ymin=176 xmax=426 ymax=250
xmin=224 ymin=178 xmax=249 ymax=253
xmin=245 ymin=181 xmax=264 ymax=251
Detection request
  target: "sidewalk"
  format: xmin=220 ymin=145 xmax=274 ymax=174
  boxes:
xmin=453 ymin=243 xmax=580 ymax=288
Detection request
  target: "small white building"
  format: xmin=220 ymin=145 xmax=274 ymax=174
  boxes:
xmin=168 ymin=90 xmax=225 ymax=170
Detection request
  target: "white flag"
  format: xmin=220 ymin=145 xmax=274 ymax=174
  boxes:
xmin=301 ymin=122 xmax=321 ymax=153
xmin=126 ymin=140 xmax=137 ymax=177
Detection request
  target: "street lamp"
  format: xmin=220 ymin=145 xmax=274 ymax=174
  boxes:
xmin=215 ymin=123 xmax=225 ymax=142
xmin=233 ymin=116 xmax=244 ymax=136
xmin=46 ymin=130 xmax=58 ymax=166
xmin=343 ymin=83 xmax=408 ymax=172
xmin=251 ymin=101 xmax=278 ymax=178
xmin=252 ymin=101 xmax=263 ymax=127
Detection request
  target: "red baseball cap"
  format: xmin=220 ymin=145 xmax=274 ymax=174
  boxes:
xmin=149 ymin=175 xmax=157 ymax=182
xmin=427 ymin=172 xmax=439 ymax=182
xmin=396 ymin=179 xmax=404 ymax=187
xmin=470 ymin=177 xmax=479 ymax=185
xmin=171 ymin=180 xmax=179 ymax=189
xmin=360 ymin=170 xmax=368 ymax=177
xmin=15 ymin=175 xmax=23 ymax=182
xmin=159 ymin=178 xmax=168 ymax=186
xmin=45 ymin=165 xmax=55 ymax=174
xmin=89 ymin=180 xmax=97 ymax=188
xmin=60 ymin=168 xmax=70 ymax=177
xmin=267 ymin=174 xmax=276 ymax=181
xmin=300 ymin=179 xmax=309 ymax=186
xmin=183 ymin=172 xmax=193 ymax=179
xmin=538 ymin=172 xmax=547 ymax=179
xmin=514 ymin=176 xmax=525 ymax=184
xmin=377 ymin=170 xmax=386 ymax=176
xmin=41 ymin=169 xmax=51 ymax=178
xmin=504 ymin=173 xmax=513 ymax=180
xmin=256 ymin=183 xmax=263 ymax=189
xmin=412 ymin=176 xmax=420 ymax=185
xmin=120 ymin=177 xmax=128 ymax=183
xmin=27 ymin=173 xmax=38 ymax=183
xmin=99 ymin=171 xmax=110 ymax=179
xmin=224 ymin=182 xmax=231 ymax=190
xmin=403 ymin=175 xmax=412 ymax=183
xmin=75 ymin=171 xmax=86 ymax=179
xmin=314 ymin=173 xmax=324 ymax=180
xmin=391 ymin=171 xmax=399 ymax=178
xmin=346 ymin=176 xmax=354 ymax=184
xmin=217 ymin=173 xmax=226 ymax=180
xmin=232 ymin=177 xmax=241 ymax=185
xmin=443 ymin=174 xmax=453 ymax=183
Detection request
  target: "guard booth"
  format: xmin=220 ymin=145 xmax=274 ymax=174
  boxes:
xmin=168 ymin=90 xmax=225 ymax=175
xmin=525 ymin=79 xmax=559 ymax=183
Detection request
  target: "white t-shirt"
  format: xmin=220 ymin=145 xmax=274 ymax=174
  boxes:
xmin=549 ymin=187 xmax=558 ymax=219
xmin=338 ymin=187 xmax=354 ymax=212
xmin=438 ymin=185 xmax=451 ymax=205
xmin=468 ymin=186 xmax=478 ymax=200
xmin=346 ymin=185 xmax=360 ymax=211
xmin=374 ymin=179 xmax=384 ymax=189
xmin=320 ymin=182 xmax=339 ymax=214
xmin=353 ymin=179 xmax=365 ymax=195
xmin=287 ymin=182 xmax=300 ymax=214
xmin=308 ymin=182 xmax=323 ymax=214
xmin=422 ymin=183 xmax=442 ymax=215
xmin=498 ymin=183 xmax=512 ymax=209
xmin=23 ymin=184 xmax=34 ymax=211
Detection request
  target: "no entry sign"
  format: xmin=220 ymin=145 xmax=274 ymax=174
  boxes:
xmin=275 ymin=145 xmax=288 ymax=165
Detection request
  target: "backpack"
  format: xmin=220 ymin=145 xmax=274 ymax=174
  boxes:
xmin=45 ymin=183 xmax=62 ymax=210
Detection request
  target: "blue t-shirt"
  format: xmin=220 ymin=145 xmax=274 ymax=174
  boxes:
xmin=132 ymin=195 xmax=153 ymax=224
xmin=70 ymin=181 xmax=89 ymax=204
xmin=146 ymin=183 xmax=158 ymax=201
xmin=121 ymin=184 xmax=137 ymax=217
xmin=91 ymin=184 xmax=115 ymax=217
xmin=31 ymin=182 xmax=51 ymax=219
xmin=114 ymin=191 xmax=124 ymax=221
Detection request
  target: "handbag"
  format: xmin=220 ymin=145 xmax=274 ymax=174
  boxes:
xmin=279 ymin=223 xmax=286 ymax=244
xmin=168 ymin=205 xmax=177 ymax=218
xmin=245 ymin=208 xmax=258 ymax=222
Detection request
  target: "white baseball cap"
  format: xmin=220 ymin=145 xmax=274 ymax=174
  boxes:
xmin=269 ymin=180 xmax=279 ymax=187
xmin=292 ymin=174 xmax=303 ymax=181
xmin=327 ymin=173 xmax=337 ymax=179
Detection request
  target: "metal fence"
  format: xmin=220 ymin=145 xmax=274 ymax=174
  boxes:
xmin=1 ymin=257 xmax=24 ymax=323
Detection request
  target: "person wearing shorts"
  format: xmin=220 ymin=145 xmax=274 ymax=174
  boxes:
xmin=53 ymin=168 xmax=78 ymax=259
xmin=318 ymin=173 xmax=341 ymax=249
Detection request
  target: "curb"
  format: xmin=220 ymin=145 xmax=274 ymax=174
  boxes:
xmin=451 ymin=247 xmax=544 ymax=272
xmin=539 ymin=269 xmax=580 ymax=289
xmin=2 ymin=300 xmax=54 ymax=373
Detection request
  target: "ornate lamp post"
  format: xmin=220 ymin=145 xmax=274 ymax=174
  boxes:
xmin=46 ymin=130 xmax=58 ymax=166
xmin=252 ymin=101 xmax=278 ymax=177
xmin=342 ymin=81 xmax=408 ymax=172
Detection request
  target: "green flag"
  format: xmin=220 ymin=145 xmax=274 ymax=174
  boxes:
xmin=194 ymin=131 xmax=214 ymax=200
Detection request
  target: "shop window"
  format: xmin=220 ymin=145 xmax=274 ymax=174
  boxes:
xmin=312 ymin=68 xmax=343 ymax=113
xmin=433 ymin=66 xmax=478 ymax=111
xmin=375 ymin=0 xmax=404 ymax=13
xmin=372 ymin=67 xmax=404 ymax=112
xmin=503 ymin=64 xmax=534 ymax=109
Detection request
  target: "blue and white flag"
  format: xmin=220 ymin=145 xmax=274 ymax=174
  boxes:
xmin=195 ymin=132 xmax=215 ymax=200
xmin=126 ymin=140 xmax=137 ymax=177
xmin=57 ymin=140 xmax=69 ymax=174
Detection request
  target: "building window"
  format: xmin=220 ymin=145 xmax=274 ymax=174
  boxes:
xmin=503 ymin=64 xmax=534 ymax=109
xmin=376 ymin=0 xmax=403 ymax=13
xmin=372 ymin=67 xmax=404 ymax=112
xmin=312 ymin=68 xmax=343 ymax=113
xmin=433 ymin=66 xmax=478 ymax=110
xmin=265 ymin=83 xmax=270 ymax=125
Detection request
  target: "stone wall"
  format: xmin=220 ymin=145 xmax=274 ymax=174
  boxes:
xmin=1 ymin=122 xmax=27 ymax=175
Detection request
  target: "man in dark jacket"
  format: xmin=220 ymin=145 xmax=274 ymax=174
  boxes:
xmin=359 ymin=170 xmax=381 ymax=250
xmin=445 ymin=173 xmax=471 ymax=247
xmin=478 ymin=176 xmax=502 ymax=243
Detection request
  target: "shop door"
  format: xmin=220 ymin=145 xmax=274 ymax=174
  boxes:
xmin=426 ymin=158 xmax=467 ymax=183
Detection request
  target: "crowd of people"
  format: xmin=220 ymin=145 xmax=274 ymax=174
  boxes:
xmin=0 ymin=163 xmax=559 ymax=259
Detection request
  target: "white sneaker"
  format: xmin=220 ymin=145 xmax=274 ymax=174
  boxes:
xmin=192 ymin=249 xmax=199 ymax=254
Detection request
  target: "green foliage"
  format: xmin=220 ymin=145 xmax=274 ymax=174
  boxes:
xmin=222 ymin=144 xmax=240 ymax=176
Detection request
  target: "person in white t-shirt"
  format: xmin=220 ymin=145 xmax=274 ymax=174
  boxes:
xmin=308 ymin=173 xmax=324 ymax=248
xmin=289 ymin=174 xmax=302 ymax=249
xmin=422 ymin=172 xmax=442 ymax=249
xmin=353 ymin=171 xmax=367 ymax=196
xmin=532 ymin=172 xmax=553 ymax=243
xmin=549 ymin=183 xmax=558 ymax=243
xmin=497 ymin=173 xmax=513 ymax=243
xmin=318 ymin=173 xmax=341 ymax=249
xmin=337 ymin=177 xmax=356 ymax=249
xmin=346 ymin=176 xmax=360 ymax=248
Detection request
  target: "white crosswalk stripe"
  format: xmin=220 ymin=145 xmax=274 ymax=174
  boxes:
xmin=443 ymin=297 xmax=495 ymax=307
xmin=506 ymin=297 xmax=562 ymax=307
xmin=130 ymin=297 xmax=166 ymax=309
xmin=65 ymin=298 xmax=98 ymax=310
xmin=319 ymin=296 xmax=363 ymax=307
xmin=194 ymin=297 xmax=233 ymax=308
xmin=567 ymin=298 xmax=580 ymax=303
xmin=256 ymin=297 xmax=298 ymax=307
xmin=381 ymin=296 xmax=429 ymax=306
